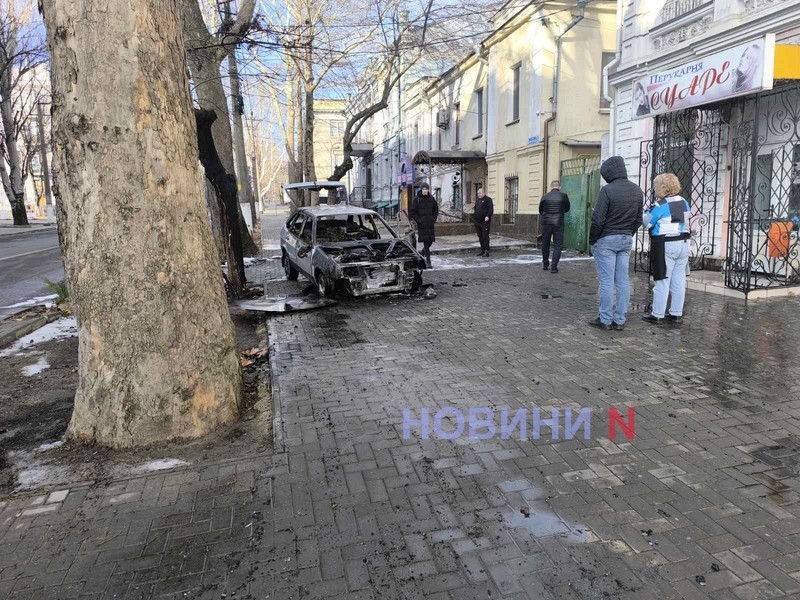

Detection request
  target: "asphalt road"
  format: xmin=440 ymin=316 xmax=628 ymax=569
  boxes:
xmin=0 ymin=228 xmax=64 ymax=319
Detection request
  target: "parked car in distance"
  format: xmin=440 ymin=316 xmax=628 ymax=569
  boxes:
xmin=280 ymin=205 xmax=426 ymax=297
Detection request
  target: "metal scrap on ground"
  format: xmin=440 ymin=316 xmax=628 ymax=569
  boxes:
xmin=234 ymin=297 xmax=337 ymax=313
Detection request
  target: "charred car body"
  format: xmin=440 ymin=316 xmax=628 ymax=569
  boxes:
xmin=280 ymin=204 xmax=425 ymax=297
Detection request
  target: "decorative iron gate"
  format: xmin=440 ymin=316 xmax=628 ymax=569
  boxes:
xmin=726 ymin=83 xmax=800 ymax=293
xmin=637 ymin=108 xmax=723 ymax=273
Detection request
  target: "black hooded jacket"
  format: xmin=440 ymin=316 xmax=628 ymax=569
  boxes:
xmin=589 ymin=157 xmax=643 ymax=246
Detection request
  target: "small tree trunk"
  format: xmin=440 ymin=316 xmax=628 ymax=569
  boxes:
xmin=0 ymin=79 xmax=29 ymax=225
xmin=195 ymin=108 xmax=244 ymax=295
xmin=41 ymin=0 xmax=241 ymax=447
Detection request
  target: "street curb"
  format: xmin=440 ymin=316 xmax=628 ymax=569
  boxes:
xmin=429 ymin=243 xmax=537 ymax=256
xmin=262 ymin=242 xmax=539 ymax=257
xmin=0 ymin=311 xmax=61 ymax=349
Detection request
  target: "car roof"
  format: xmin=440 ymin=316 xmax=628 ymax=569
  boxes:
xmin=283 ymin=181 xmax=347 ymax=191
xmin=296 ymin=205 xmax=378 ymax=218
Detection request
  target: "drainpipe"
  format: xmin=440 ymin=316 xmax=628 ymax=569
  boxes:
xmin=542 ymin=0 xmax=588 ymax=196
xmin=602 ymin=0 xmax=624 ymax=159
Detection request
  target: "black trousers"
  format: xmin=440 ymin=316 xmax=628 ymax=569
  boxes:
xmin=475 ymin=222 xmax=490 ymax=252
xmin=541 ymin=223 xmax=564 ymax=267
xmin=421 ymin=241 xmax=432 ymax=259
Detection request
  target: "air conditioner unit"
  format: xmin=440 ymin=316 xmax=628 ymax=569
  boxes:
xmin=436 ymin=108 xmax=450 ymax=129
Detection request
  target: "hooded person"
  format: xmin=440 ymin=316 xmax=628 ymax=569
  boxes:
xmin=409 ymin=182 xmax=438 ymax=268
xmin=588 ymin=156 xmax=644 ymax=331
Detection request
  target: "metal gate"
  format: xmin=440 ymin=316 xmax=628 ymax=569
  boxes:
xmin=637 ymin=108 xmax=723 ymax=273
xmin=726 ymin=83 xmax=800 ymax=293
xmin=559 ymin=156 xmax=600 ymax=254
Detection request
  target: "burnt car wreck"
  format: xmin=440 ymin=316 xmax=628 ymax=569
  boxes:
xmin=280 ymin=204 xmax=425 ymax=297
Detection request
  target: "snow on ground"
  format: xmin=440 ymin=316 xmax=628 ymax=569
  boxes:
xmin=35 ymin=441 xmax=64 ymax=453
xmin=0 ymin=317 xmax=77 ymax=358
xmin=0 ymin=294 xmax=57 ymax=310
xmin=21 ymin=355 xmax=50 ymax=377
xmin=431 ymin=253 xmax=594 ymax=271
xmin=133 ymin=458 xmax=189 ymax=473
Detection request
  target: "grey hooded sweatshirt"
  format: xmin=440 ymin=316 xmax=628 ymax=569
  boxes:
xmin=589 ymin=156 xmax=644 ymax=246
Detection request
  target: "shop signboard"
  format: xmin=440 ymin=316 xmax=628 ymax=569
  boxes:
xmin=632 ymin=35 xmax=775 ymax=120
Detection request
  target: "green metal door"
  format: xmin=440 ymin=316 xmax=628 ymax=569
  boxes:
xmin=560 ymin=156 xmax=601 ymax=254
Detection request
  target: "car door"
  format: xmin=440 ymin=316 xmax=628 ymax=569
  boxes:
xmin=295 ymin=215 xmax=315 ymax=278
xmin=284 ymin=213 xmax=306 ymax=266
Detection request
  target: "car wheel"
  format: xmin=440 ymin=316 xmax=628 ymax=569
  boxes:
xmin=316 ymin=271 xmax=334 ymax=297
xmin=283 ymin=252 xmax=298 ymax=281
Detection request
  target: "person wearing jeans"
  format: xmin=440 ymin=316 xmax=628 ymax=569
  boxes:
xmin=588 ymin=157 xmax=644 ymax=331
xmin=593 ymin=235 xmax=634 ymax=328
xmin=539 ymin=180 xmax=570 ymax=273
xmin=642 ymin=173 xmax=691 ymax=324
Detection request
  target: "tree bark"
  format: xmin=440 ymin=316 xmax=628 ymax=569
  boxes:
xmin=195 ymin=108 xmax=244 ymax=295
xmin=228 ymin=50 xmax=261 ymax=249
xmin=180 ymin=0 xmax=258 ymax=257
xmin=0 ymin=65 xmax=28 ymax=225
xmin=41 ymin=0 xmax=241 ymax=447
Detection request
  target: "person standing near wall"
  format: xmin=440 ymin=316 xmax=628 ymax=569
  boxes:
xmin=539 ymin=180 xmax=571 ymax=273
xmin=410 ymin=182 xmax=438 ymax=269
xmin=474 ymin=188 xmax=494 ymax=257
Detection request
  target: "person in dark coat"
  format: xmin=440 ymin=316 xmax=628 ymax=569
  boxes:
xmin=588 ymin=156 xmax=644 ymax=331
xmin=410 ymin=182 xmax=438 ymax=268
xmin=539 ymin=180 xmax=571 ymax=273
xmin=474 ymin=188 xmax=494 ymax=257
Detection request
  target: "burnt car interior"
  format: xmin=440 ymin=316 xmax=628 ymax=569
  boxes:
xmin=316 ymin=215 xmax=383 ymax=243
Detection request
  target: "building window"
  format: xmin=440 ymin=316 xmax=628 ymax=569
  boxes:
xmin=511 ymin=64 xmax=521 ymax=123
xmin=454 ymin=103 xmax=461 ymax=146
xmin=475 ymin=88 xmax=484 ymax=136
xmin=330 ymin=120 xmax=345 ymax=137
xmin=600 ymin=52 xmax=615 ymax=110
xmin=438 ymin=126 xmax=442 ymax=151
xmin=504 ymin=175 xmax=519 ymax=224
xmin=414 ymin=122 xmax=419 ymax=153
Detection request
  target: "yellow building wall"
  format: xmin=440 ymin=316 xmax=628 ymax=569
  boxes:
xmin=486 ymin=3 xmax=616 ymax=215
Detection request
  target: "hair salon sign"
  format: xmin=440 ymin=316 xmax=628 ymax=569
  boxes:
xmin=631 ymin=35 xmax=775 ymax=120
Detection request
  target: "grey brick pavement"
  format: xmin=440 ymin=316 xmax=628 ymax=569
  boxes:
xmin=3 ymin=253 xmax=800 ymax=599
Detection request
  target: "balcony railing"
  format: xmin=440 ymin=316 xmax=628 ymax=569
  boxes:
xmin=659 ymin=0 xmax=709 ymax=23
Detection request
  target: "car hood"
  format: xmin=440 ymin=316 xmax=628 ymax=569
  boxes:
xmin=318 ymin=239 xmax=421 ymax=261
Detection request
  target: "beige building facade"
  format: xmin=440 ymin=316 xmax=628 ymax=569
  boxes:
xmin=351 ymin=0 xmax=616 ymax=237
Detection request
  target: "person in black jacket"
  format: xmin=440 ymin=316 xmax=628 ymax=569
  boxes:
xmin=410 ymin=182 xmax=438 ymax=268
xmin=538 ymin=180 xmax=571 ymax=273
xmin=588 ymin=156 xmax=643 ymax=331
xmin=474 ymin=188 xmax=494 ymax=257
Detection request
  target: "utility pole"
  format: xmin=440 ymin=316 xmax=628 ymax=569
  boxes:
xmin=36 ymin=102 xmax=54 ymax=211
xmin=221 ymin=0 xmax=260 ymax=245
xmin=249 ymin=111 xmax=261 ymax=211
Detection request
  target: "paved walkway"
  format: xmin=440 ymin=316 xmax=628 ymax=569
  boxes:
xmin=3 ymin=255 xmax=800 ymax=599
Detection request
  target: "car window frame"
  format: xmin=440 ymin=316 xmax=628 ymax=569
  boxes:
xmin=287 ymin=212 xmax=306 ymax=239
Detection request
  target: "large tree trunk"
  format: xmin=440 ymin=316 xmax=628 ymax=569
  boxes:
xmin=41 ymin=0 xmax=241 ymax=447
xmin=180 ymin=0 xmax=258 ymax=257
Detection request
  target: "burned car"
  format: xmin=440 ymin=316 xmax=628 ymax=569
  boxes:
xmin=280 ymin=205 xmax=426 ymax=297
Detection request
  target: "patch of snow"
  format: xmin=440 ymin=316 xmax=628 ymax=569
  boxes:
xmin=35 ymin=440 xmax=64 ymax=453
xmin=431 ymin=254 xmax=594 ymax=271
xmin=15 ymin=465 xmax=72 ymax=490
xmin=0 ymin=294 xmax=57 ymax=310
xmin=135 ymin=458 xmax=189 ymax=473
xmin=21 ymin=355 xmax=50 ymax=377
xmin=0 ymin=317 xmax=77 ymax=357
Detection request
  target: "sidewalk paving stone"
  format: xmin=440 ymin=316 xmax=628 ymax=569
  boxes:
xmin=3 ymin=254 xmax=800 ymax=598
